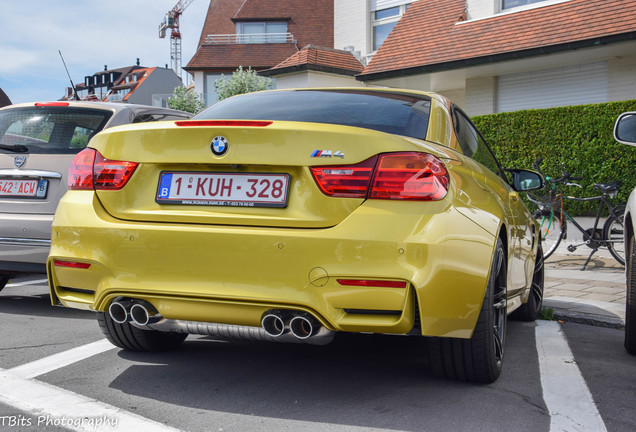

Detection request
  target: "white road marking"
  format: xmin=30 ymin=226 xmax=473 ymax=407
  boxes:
xmin=9 ymin=339 xmax=115 ymax=379
xmin=5 ymin=278 xmax=48 ymax=287
xmin=536 ymin=321 xmax=607 ymax=432
xmin=0 ymin=368 xmax=183 ymax=431
xmin=0 ymin=339 xmax=183 ymax=431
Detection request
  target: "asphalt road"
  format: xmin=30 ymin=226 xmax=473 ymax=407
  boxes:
xmin=1 ymin=276 xmax=635 ymax=432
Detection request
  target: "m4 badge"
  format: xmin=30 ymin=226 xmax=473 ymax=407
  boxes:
xmin=310 ymin=150 xmax=344 ymax=159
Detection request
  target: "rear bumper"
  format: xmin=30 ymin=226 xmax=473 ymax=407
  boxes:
xmin=0 ymin=240 xmax=49 ymax=274
xmin=48 ymin=191 xmax=496 ymax=338
xmin=0 ymin=211 xmax=52 ymax=272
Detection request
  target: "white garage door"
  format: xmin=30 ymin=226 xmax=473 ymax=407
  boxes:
xmin=497 ymin=61 xmax=608 ymax=113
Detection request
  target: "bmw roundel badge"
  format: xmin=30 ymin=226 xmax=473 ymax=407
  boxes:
xmin=211 ymin=136 xmax=229 ymax=156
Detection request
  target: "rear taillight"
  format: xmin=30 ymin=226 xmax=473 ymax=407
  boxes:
xmin=370 ymin=153 xmax=449 ymax=200
xmin=310 ymin=156 xmax=377 ymax=198
xmin=310 ymin=152 xmax=449 ymax=201
xmin=68 ymin=148 xmax=138 ymax=191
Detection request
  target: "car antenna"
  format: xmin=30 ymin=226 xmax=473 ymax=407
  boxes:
xmin=58 ymin=50 xmax=79 ymax=101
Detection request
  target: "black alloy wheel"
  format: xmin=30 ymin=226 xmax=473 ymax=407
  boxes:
xmin=427 ymin=237 xmax=508 ymax=383
xmin=511 ymin=243 xmax=545 ymax=321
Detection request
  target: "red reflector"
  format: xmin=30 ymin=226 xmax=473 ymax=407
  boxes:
xmin=53 ymin=260 xmax=91 ymax=269
xmin=34 ymin=102 xmax=69 ymax=107
xmin=68 ymin=148 xmax=138 ymax=190
xmin=175 ymin=120 xmax=273 ymax=127
xmin=310 ymin=156 xmax=378 ymax=198
xmin=337 ymin=279 xmax=407 ymax=288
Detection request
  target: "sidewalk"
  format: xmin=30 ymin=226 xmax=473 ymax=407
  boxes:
xmin=543 ymin=234 xmax=626 ymax=328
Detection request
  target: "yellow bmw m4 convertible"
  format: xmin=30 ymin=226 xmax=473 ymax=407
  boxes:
xmin=48 ymin=88 xmax=544 ymax=383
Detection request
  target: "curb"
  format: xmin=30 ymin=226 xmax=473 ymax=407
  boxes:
xmin=548 ymin=308 xmax=625 ymax=330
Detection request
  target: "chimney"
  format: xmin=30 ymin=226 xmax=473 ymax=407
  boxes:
xmin=136 ymin=58 xmax=140 ymax=66
xmin=104 ymin=65 xmax=108 ymax=71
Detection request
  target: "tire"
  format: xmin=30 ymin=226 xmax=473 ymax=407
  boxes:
xmin=626 ymin=233 xmax=636 ymax=355
xmin=533 ymin=209 xmax=565 ymax=259
xmin=603 ymin=204 xmax=625 ymax=266
xmin=511 ymin=243 xmax=544 ymax=321
xmin=427 ymin=238 xmax=507 ymax=383
xmin=0 ymin=275 xmax=12 ymax=292
xmin=97 ymin=312 xmax=187 ymax=352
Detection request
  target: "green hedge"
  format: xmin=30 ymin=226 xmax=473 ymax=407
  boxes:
xmin=472 ymin=100 xmax=636 ymax=216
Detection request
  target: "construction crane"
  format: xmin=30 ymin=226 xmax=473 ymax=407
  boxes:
xmin=159 ymin=0 xmax=195 ymax=81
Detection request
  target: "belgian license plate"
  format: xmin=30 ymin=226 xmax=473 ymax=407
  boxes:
xmin=0 ymin=179 xmax=48 ymax=198
xmin=156 ymin=172 xmax=290 ymax=208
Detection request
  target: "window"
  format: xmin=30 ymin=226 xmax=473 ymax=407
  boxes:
xmin=0 ymin=107 xmax=111 ymax=154
xmin=195 ymin=89 xmax=431 ymax=141
xmin=502 ymin=0 xmax=545 ymax=9
xmin=236 ymin=21 xmax=288 ymax=43
xmin=372 ymin=3 xmax=410 ymax=51
xmin=452 ymin=107 xmax=503 ymax=177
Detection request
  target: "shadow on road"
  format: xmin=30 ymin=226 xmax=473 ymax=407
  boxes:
xmin=0 ymin=289 xmax=94 ymax=321
xmin=106 ymin=322 xmax=547 ymax=432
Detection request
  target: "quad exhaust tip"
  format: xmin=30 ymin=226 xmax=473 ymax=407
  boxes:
xmin=108 ymin=299 xmax=160 ymax=325
xmin=261 ymin=310 xmax=323 ymax=340
xmin=261 ymin=312 xmax=287 ymax=337
xmin=108 ymin=301 xmax=129 ymax=324
xmin=108 ymin=301 xmax=334 ymax=345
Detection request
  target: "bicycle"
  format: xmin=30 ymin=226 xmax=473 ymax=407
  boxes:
xmin=526 ymin=158 xmax=626 ymax=270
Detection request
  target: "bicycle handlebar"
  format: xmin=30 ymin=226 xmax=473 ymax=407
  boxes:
xmin=533 ymin=158 xmax=583 ymax=185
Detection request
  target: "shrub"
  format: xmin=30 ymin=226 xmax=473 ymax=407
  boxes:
xmin=472 ymin=100 xmax=636 ymax=215
xmin=214 ymin=66 xmax=274 ymax=101
xmin=167 ymin=86 xmax=205 ymax=114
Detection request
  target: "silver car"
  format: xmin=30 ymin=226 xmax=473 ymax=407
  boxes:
xmin=0 ymin=101 xmax=190 ymax=289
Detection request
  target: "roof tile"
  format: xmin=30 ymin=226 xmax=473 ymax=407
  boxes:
xmin=185 ymin=43 xmax=299 ymax=70
xmin=264 ymin=44 xmax=364 ymax=76
xmin=362 ymin=0 xmax=636 ymax=78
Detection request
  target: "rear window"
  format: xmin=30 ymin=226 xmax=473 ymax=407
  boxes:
xmin=0 ymin=107 xmax=112 ymax=154
xmin=195 ymin=90 xmax=431 ymax=140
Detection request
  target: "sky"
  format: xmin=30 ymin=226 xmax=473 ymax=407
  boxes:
xmin=0 ymin=0 xmax=211 ymax=104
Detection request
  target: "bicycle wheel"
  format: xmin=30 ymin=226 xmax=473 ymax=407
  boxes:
xmin=603 ymin=204 xmax=626 ymax=266
xmin=533 ymin=209 xmax=565 ymax=259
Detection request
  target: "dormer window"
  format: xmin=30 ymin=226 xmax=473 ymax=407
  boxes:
xmin=371 ymin=3 xmax=411 ymax=52
xmin=501 ymin=0 xmax=554 ymax=11
xmin=502 ymin=0 xmax=551 ymax=9
xmin=236 ymin=21 xmax=288 ymax=43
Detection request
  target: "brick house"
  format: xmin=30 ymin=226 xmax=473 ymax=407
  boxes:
xmin=185 ymin=0 xmax=334 ymax=105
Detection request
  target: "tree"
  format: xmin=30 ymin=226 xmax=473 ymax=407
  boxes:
xmin=167 ymin=86 xmax=205 ymax=114
xmin=214 ymin=66 xmax=274 ymax=101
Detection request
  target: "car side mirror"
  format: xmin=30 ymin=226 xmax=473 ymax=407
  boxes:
xmin=506 ymin=169 xmax=544 ymax=192
xmin=614 ymin=112 xmax=636 ymax=146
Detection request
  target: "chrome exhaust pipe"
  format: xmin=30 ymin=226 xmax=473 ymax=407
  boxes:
xmin=289 ymin=314 xmax=318 ymax=339
xmin=108 ymin=301 xmax=130 ymax=324
xmin=130 ymin=301 xmax=162 ymax=326
xmin=261 ymin=312 xmax=287 ymax=337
